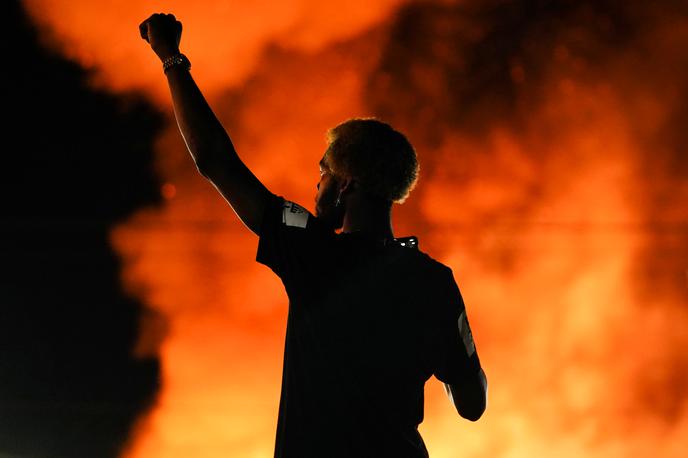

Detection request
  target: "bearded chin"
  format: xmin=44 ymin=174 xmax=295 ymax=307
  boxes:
xmin=320 ymin=204 xmax=345 ymax=232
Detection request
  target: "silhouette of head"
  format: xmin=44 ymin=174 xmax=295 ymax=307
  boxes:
xmin=315 ymin=118 xmax=419 ymax=230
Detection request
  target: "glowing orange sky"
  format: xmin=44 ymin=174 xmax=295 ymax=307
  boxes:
xmin=22 ymin=1 xmax=688 ymax=457
xmin=23 ymin=0 xmax=404 ymax=100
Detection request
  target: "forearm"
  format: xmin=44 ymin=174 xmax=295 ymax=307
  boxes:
xmin=165 ymin=61 xmax=238 ymax=174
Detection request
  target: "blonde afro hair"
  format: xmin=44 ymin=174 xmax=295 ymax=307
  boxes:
xmin=324 ymin=118 xmax=419 ymax=203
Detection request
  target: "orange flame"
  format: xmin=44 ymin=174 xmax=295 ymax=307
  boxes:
xmin=23 ymin=1 xmax=688 ymax=457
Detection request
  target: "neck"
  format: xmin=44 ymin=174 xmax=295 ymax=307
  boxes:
xmin=341 ymin=193 xmax=394 ymax=239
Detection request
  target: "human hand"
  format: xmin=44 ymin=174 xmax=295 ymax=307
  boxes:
xmin=139 ymin=13 xmax=182 ymax=61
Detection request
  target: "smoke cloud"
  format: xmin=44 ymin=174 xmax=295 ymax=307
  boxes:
xmin=367 ymin=1 xmax=688 ymax=456
xmin=22 ymin=0 xmax=404 ymax=99
xmin=21 ymin=0 xmax=688 ymax=456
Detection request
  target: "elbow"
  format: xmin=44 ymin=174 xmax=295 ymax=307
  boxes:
xmin=196 ymin=162 xmax=214 ymax=180
xmin=450 ymin=368 xmax=488 ymax=422
xmin=195 ymin=150 xmax=240 ymax=181
xmin=456 ymin=387 xmax=486 ymax=421
xmin=195 ymin=156 xmax=227 ymax=181
xmin=195 ymin=155 xmax=220 ymax=178
xmin=459 ymin=402 xmax=486 ymax=422
xmin=187 ymin=137 xmax=238 ymax=178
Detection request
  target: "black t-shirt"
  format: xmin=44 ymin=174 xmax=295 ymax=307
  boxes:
xmin=256 ymin=194 xmax=481 ymax=458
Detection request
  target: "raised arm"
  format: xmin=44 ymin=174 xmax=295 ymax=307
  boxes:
xmin=139 ymin=13 xmax=272 ymax=235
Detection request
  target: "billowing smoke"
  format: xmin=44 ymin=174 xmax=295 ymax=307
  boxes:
xmin=21 ymin=0 xmax=688 ymax=456
xmin=367 ymin=1 xmax=688 ymax=456
xmin=21 ymin=0 xmax=404 ymax=98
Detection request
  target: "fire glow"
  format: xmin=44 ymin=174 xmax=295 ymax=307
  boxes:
xmin=23 ymin=1 xmax=688 ymax=457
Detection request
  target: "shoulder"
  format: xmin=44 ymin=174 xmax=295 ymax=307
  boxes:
xmin=281 ymin=199 xmax=310 ymax=229
xmin=405 ymin=245 xmax=454 ymax=280
xmin=263 ymin=194 xmax=331 ymax=234
xmin=256 ymin=195 xmax=334 ymax=275
xmin=388 ymin=244 xmax=458 ymax=296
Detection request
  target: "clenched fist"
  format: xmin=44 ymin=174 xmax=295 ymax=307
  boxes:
xmin=139 ymin=13 xmax=182 ymax=61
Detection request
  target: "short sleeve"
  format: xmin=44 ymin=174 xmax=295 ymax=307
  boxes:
xmin=256 ymin=193 xmax=328 ymax=282
xmin=433 ymin=267 xmax=482 ymax=384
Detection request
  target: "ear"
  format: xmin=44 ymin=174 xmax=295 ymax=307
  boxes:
xmin=338 ymin=175 xmax=354 ymax=196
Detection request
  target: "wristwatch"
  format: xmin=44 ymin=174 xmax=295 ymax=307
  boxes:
xmin=162 ymin=54 xmax=191 ymax=74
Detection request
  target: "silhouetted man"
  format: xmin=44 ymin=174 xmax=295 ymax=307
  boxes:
xmin=140 ymin=12 xmax=487 ymax=458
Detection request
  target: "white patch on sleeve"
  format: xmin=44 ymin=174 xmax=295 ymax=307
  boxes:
xmin=458 ymin=310 xmax=476 ymax=357
xmin=282 ymin=201 xmax=309 ymax=228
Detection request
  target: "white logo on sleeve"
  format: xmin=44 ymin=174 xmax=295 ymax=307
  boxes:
xmin=282 ymin=201 xmax=309 ymax=228
xmin=458 ymin=310 xmax=476 ymax=357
